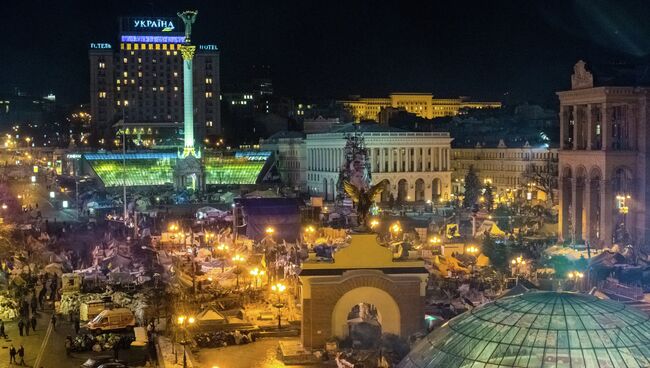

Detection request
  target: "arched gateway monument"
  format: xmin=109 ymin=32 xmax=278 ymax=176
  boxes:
xmin=299 ymin=233 xmax=428 ymax=348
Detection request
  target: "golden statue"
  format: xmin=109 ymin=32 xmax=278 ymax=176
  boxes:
xmin=344 ymin=179 xmax=389 ymax=230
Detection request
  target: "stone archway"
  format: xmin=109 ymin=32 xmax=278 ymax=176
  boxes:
xmin=588 ymin=167 xmax=602 ymax=244
xmin=331 ymin=287 xmax=400 ymax=340
xmin=432 ymin=178 xmax=441 ymax=202
xmin=380 ymin=180 xmax=391 ymax=203
xmin=397 ymin=179 xmax=408 ymax=203
xmin=415 ymin=179 xmax=425 ymax=202
xmin=560 ymin=166 xmax=572 ymax=241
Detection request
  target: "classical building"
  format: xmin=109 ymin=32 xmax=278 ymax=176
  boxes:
xmin=451 ymin=140 xmax=558 ymax=203
xmin=89 ymin=15 xmax=221 ymax=149
xmin=300 ymin=233 xmax=428 ymax=348
xmin=259 ymin=131 xmax=307 ymax=191
xmin=306 ymin=123 xmax=452 ymax=202
xmin=558 ymin=60 xmax=650 ymax=247
xmin=339 ymin=93 xmax=500 ymax=122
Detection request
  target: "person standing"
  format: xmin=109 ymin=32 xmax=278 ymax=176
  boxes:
xmin=9 ymin=345 xmax=16 ymax=365
xmin=74 ymin=318 xmax=80 ymax=335
xmin=64 ymin=336 xmax=72 ymax=356
xmin=50 ymin=314 xmax=56 ymax=330
xmin=30 ymin=315 xmax=36 ymax=332
xmin=17 ymin=319 xmax=24 ymax=336
xmin=0 ymin=320 xmax=6 ymax=338
xmin=17 ymin=345 xmax=24 ymax=366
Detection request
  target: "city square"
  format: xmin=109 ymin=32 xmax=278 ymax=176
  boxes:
xmin=1 ymin=1 xmax=650 ymax=367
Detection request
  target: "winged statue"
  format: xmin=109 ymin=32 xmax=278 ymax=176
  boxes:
xmin=344 ymin=179 xmax=389 ymax=230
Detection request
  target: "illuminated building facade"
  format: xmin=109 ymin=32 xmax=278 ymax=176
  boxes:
xmin=259 ymin=131 xmax=307 ymax=191
xmin=451 ymin=141 xmax=558 ymax=203
xmin=89 ymin=16 xmax=221 ymax=149
xmin=558 ymin=60 xmax=650 ymax=248
xmin=339 ymin=93 xmax=501 ymax=122
xmin=306 ymin=123 xmax=452 ymax=202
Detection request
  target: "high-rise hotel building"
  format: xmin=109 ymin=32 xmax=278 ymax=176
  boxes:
xmin=89 ymin=16 xmax=220 ymax=148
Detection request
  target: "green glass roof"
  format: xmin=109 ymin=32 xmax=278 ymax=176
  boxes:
xmin=204 ymin=156 xmax=267 ymax=185
xmin=89 ymin=158 xmax=175 ymax=187
xmin=399 ymin=292 xmax=650 ymax=368
xmin=85 ymin=151 xmax=271 ymax=187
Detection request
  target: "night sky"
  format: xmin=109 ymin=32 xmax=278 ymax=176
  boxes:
xmin=2 ymin=0 xmax=650 ymax=106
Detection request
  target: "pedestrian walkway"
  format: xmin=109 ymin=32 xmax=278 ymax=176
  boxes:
xmin=0 ymin=312 xmax=52 ymax=368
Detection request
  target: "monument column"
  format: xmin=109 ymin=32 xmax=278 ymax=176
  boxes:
xmin=178 ymin=10 xmax=198 ymax=157
xmin=180 ymin=44 xmax=196 ymax=156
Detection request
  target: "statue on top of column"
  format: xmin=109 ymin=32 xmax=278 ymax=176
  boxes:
xmin=177 ymin=10 xmax=198 ymax=43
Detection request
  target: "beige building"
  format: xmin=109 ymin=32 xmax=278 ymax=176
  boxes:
xmin=558 ymin=60 xmax=650 ymax=248
xmin=451 ymin=141 xmax=558 ymax=202
xmin=259 ymin=131 xmax=307 ymax=191
xmin=339 ymin=93 xmax=500 ymax=122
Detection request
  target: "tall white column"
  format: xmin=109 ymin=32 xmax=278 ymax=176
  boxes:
xmin=180 ymin=44 xmax=197 ymax=156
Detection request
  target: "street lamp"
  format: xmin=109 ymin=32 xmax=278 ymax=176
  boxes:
xmin=390 ymin=222 xmax=402 ymax=239
xmin=271 ymin=282 xmax=287 ymax=329
xmin=369 ymin=218 xmax=380 ymax=230
xmin=265 ymin=226 xmax=275 ymax=236
xmin=249 ymin=267 xmax=265 ymax=288
xmin=232 ymin=254 xmax=245 ymax=288
xmin=567 ymin=271 xmax=584 ymax=291
xmin=511 ymin=256 xmax=526 ymax=284
xmin=216 ymin=243 xmax=229 ymax=272
xmin=176 ymin=315 xmax=195 ymax=368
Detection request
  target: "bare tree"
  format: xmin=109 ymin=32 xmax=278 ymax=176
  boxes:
xmin=522 ymin=154 xmax=557 ymax=204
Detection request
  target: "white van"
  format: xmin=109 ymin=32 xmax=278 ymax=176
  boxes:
xmin=86 ymin=308 xmax=136 ymax=333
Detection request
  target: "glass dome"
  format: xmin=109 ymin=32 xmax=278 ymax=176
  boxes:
xmin=399 ymin=292 xmax=650 ymax=367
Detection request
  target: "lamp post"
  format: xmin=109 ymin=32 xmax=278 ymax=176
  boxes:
xmin=511 ymin=256 xmax=526 ymax=285
xmin=232 ymin=254 xmax=245 ymax=289
xmin=567 ymin=271 xmax=584 ymax=291
xmin=216 ymin=243 xmax=229 ymax=272
xmin=271 ymin=282 xmax=286 ymax=329
xmin=390 ymin=222 xmax=402 ymax=240
xmin=249 ymin=267 xmax=265 ymax=288
xmin=177 ymin=315 xmax=195 ymax=368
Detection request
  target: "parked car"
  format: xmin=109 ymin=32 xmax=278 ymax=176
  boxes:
xmin=80 ymin=356 xmax=126 ymax=368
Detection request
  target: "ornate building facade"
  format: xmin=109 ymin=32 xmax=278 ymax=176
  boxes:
xmin=451 ymin=141 xmax=558 ymax=203
xmin=558 ymin=60 xmax=650 ymax=247
xmin=305 ymin=124 xmax=452 ymax=202
xmin=339 ymin=93 xmax=500 ymax=122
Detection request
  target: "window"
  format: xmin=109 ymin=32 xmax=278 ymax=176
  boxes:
xmin=206 ymin=78 xmax=213 ymax=84
xmin=123 ymin=57 xmax=128 ymax=64
xmin=205 ymin=92 xmax=213 ymax=98
xmin=122 ymin=71 xmax=128 ymax=78
xmin=98 ymin=92 xmax=107 ymax=98
xmin=98 ymin=62 xmax=105 ymax=69
xmin=206 ymin=121 xmax=213 ymax=127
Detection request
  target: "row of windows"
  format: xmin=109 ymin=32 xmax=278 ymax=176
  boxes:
xmin=454 ymin=151 xmax=557 ymax=160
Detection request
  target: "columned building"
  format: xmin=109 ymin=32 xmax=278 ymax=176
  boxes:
xmin=306 ymin=124 xmax=452 ymax=202
xmin=339 ymin=93 xmax=501 ymax=122
xmin=558 ymin=60 xmax=650 ymax=247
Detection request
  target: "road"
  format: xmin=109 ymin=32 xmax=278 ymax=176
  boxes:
xmin=5 ymin=176 xmax=78 ymax=224
xmin=195 ymin=337 xmax=328 ymax=368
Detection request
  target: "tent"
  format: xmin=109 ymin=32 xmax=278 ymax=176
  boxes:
xmin=236 ymin=198 xmax=300 ymax=242
xmin=197 ymin=306 xmax=227 ymax=326
xmin=476 ymin=220 xmax=506 ymax=237
xmin=196 ymin=207 xmax=228 ymax=220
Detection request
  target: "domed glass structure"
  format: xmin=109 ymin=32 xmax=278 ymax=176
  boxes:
xmin=399 ymin=292 xmax=650 ymax=367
